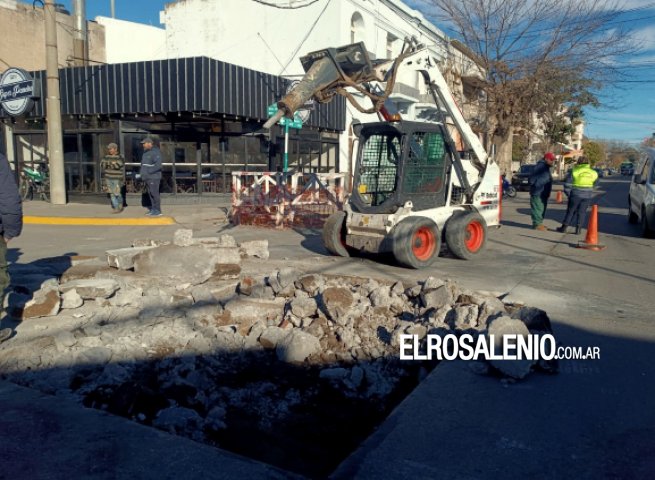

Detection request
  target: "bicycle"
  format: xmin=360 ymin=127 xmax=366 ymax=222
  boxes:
xmin=19 ymin=165 xmax=50 ymax=202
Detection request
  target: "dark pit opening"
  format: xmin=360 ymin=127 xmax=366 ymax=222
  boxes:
xmin=71 ymin=350 xmax=433 ymax=478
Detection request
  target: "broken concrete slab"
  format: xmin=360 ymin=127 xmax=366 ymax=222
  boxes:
xmin=106 ymin=246 xmax=157 ymax=270
xmin=173 ymin=229 xmax=194 ymax=247
xmin=61 ymin=289 xmax=84 ymax=309
xmin=289 ymin=297 xmax=318 ymax=319
xmin=223 ymin=297 xmax=285 ymax=324
xmin=133 ymin=245 xmax=240 ymax=285
xmin=276 ymin=330 xmax=321 ymax=364
xmin=22 ymin=289 xmax=61 ymax=319
xmin=132 ymin=239 xmax=170 ymax=248
xmin=258 ymin=326 xmax=290 ymax=349
xmin=60 ymin=279 xmax=120 ymax=300
xmin=59 ymin=263 xmax=116 ymax=283
xmin=239 ymin=240 xmax=269 ymax=259
xmin=486 ymin=316 xmax=536 ymax=379
xmin=319 ymin=287 xmax=355 ymax=322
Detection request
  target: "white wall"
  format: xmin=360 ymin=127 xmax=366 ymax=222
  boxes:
xmin=96 ymin=16 xmax=166 ymax=63
xmin=158 ymin=0 xmax=451 ymax=175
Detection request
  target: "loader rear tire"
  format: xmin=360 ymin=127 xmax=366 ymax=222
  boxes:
xmin=323 ymin=211 xmax=351 ymax=257
xmin=391 ymin=217 xmax=440 ymax=269
xmin=445 ymin=211 xmax=487 ymax=260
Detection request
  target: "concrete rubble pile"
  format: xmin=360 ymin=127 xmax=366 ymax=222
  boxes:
xmin=0 ymin=228 xmax=557 ymax=458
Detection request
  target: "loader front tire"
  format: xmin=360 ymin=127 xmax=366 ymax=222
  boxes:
xmin=391 ymin=217 xmax=440 ymax=269
xmin=445 ymin=211 xmax=487 ymax=260
xmin=323 ymin=211 xmax=351 ymax=257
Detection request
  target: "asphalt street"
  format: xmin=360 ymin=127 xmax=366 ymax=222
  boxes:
xmin=4 ymin=174 xmax=655 ymax=478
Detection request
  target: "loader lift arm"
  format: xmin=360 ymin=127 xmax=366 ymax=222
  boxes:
xmin=263 ymin=38 xmax=489 ymax=200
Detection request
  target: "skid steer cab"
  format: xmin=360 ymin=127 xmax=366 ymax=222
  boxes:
xmin=323 ymin=120 xmax=500 ymax=269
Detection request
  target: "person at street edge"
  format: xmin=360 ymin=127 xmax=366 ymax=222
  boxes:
xmin=0 ymin=153 xmax=23 ymax=343
xmin=100 ymin=142 xmax=125 ymax=213
xmin=140 ymin=137 xmax=162 ymax=216
xmin=529 ymin=151 xmax=556 ymax=231
xmin=556 ymin=156 xmax=598 ymax=235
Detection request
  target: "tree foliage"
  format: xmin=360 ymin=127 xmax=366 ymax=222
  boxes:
xmin=582 ymin=141 xmax=604 ymax=166
xmin=422 ymin=0 xmax=638 ymax=168
xmin=588 ymin=139 xmax=644 ymax=166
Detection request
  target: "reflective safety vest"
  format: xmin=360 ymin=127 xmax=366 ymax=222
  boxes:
xmin=572 ymin=164 xmax=598 ymax=188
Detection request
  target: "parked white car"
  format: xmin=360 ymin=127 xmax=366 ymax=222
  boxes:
xmin=628 ymin=149 xmax=655 ymax=237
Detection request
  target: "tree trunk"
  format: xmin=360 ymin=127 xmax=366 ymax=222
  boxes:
xmin=494 ymin=127 xmax=514 ymax=176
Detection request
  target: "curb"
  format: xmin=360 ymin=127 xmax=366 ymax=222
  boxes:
xmin=24 ymin=215 xmax=177 ymax=226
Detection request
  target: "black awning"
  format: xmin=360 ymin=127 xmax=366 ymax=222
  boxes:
xmin=5 ymin=57 xmax=345 ymax=131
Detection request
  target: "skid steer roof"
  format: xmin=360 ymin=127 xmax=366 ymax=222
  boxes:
xmin=360 ymin=121 xmax=444 ymax=135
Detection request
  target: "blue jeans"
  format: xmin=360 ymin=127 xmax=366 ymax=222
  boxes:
xmin=562 ymin=193 xmax=592 ymax=228
xmin=105 ymin=179 xmax=123 ymax=209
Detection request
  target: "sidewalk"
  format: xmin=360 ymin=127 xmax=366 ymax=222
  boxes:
xmin=22 ymin=201 xmax=229 ymax=226
xmin=0 ymin=380 xmax=295 ymax=480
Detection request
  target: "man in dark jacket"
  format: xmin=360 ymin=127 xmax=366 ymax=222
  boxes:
xmin=529 ymin=152 xmax=555 ymax=230
xmin=0 ymin=153 xmax=23 ymax=343
xmin=139 ymin=137 xmax=162 ymax=216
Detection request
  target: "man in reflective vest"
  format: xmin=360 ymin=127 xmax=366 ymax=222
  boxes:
xmin=556 ymin=156 xmax=598 ymax=234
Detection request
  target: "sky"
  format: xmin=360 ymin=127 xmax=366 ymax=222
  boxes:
xmin=40 ymin=0 xmax=655 ymax=145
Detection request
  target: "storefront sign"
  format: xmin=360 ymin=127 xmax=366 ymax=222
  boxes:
xmin=0 ymin=68 xmax=38 ymax=116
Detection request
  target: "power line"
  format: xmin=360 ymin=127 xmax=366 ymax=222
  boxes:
xmin=257 ymin=33 xmax=286 ymax=70
xmin=278 ymin=0 xmax=332 ymax=75
xmin=250 ymin=0 xmax=321 ymax=8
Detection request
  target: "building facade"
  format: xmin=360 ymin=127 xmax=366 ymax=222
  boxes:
xmin=156 ymin=0 xmax=484 ymax=176
xmin=1 ymin=0 xmax=485 ymax=201
xmin=0 ymin=1 xmax=344 ymax=202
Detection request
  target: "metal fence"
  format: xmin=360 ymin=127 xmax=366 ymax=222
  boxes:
xmin=231 ymin=171 xmax=346 ymax=228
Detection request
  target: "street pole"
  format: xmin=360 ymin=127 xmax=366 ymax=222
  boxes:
xmin=111 ymin=0 xmax=115 ymax=18
xmin=283 ymin=122 xmax=289 ymax=172
xmin=44 ymin=0 xmax=66 ymax=204
xmin=72 ymin=0 xmax=88 ymax=66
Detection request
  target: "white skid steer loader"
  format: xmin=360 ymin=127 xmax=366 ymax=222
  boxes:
xmin=264 ymin=38 xmax=501 ymax=269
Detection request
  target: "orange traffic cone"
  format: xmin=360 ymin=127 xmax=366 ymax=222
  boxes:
xmin=577 ymin=204 xmax=605 ymax=251
xmin=556 ymin=190 xmax=563 ymax=203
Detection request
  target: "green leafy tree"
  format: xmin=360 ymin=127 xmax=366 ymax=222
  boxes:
xmin=582 ymin=141 xmax=604 ymax=166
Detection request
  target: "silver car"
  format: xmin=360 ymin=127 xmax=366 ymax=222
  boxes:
xmin=628 ymin=149 xmax=655 ymax=237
